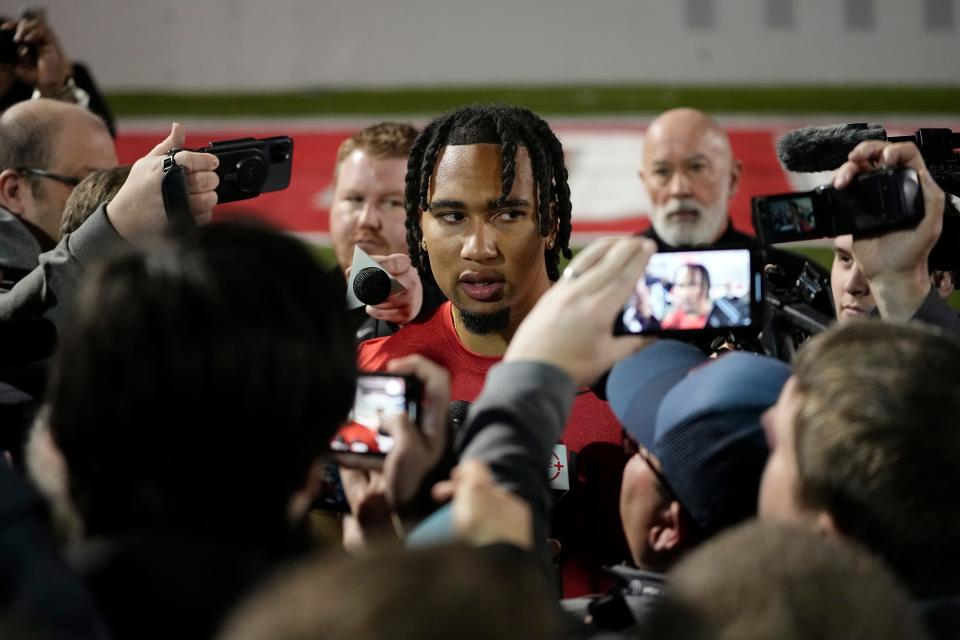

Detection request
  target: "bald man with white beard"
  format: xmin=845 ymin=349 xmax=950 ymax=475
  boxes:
xmin=637 ymin=108 xmax=835 ymax=340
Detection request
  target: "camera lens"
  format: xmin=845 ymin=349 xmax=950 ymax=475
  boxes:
xmin=269 ymin=141 xmax=292 ymax=164
xmin=234 ymin=156 xmax=268 ymax=192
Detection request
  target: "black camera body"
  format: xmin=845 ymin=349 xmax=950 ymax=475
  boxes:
xmin=195 ymin=136 xmax=294 ymax=204
xmin=752 ymin=167 xmax=924 ymax=246
xmin=0 ymin=26 xmax=36 ymax=66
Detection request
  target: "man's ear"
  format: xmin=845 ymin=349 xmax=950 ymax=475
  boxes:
xmin=815 ymin=510 xmax=841 ymax=540
xmin=728 ymin=159 xmax=743 ymax=199
xmin=0 ymin=169 xmax=27 ymax=216
xmin=647 ymin=500 xmax=685 ymax=553
xmin=932 ymin=270 xmax=955 ymax=298
xmin=546 ymin=202 xmax=558 ymax=248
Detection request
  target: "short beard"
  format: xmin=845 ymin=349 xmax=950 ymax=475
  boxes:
xmin=652 ymin=199 xmax=728 ymax=247
xmin=459 ymin=307 xmax=511 ymax=335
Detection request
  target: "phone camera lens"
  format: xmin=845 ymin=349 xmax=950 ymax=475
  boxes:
xmin=235 ymin=156 xmax=268 ymax=192
xmin=270 ymin=141 xmax=291 ymax=163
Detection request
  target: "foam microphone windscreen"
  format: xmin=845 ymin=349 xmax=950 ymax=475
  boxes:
xmin=353 ymin=267 xmax=392 ymax=306
xmin=777 ymin=123 xmax=887 ymax=173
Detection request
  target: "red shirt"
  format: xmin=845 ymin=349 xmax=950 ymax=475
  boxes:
xmin=358 ymin=302 xmax=629 ymax=598
xmin=661 ymin=308 xmax=708 ymax=330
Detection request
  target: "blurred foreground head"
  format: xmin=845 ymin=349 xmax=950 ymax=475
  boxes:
xmin=218 ymin=544 xmax=563 ymax=640
xmin=643 ymin=520 xmax=929 ymax=640
xmin=759 ymin=321 xmax=960 ymax=599
xmin=45 ymin=221 xmax=356 ymax=544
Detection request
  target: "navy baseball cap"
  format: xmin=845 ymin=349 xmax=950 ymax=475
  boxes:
xmin=607 ymin=341 xmax=791 ymax=536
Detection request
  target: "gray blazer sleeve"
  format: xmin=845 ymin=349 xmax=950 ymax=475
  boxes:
xmin=0 ymin=205 xmax=124 ymax=328
xmin=455 ymin=360 xmax=576 ymax=552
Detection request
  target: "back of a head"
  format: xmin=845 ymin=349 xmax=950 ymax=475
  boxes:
xmin=792 ymin=321 xmax=960 ymax=598
xmin=47 ymin=221 xmax=356 ymax=544
xmin=404 ymin=103 xmax=573 ymax=284
xmin=643 ymin=520 xmax=929 ymax=640
xmin=59 ymin=165 xmax=131 ymax=238
xmin=217 ymin=544 xmax=564 ymax=640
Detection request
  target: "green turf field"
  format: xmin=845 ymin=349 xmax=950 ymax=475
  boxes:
xmin=108 ymin=85 xmax=960 ymax=117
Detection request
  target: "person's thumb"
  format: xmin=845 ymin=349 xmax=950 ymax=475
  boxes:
xmin=149 ymin=122 xmax=185 ymax=157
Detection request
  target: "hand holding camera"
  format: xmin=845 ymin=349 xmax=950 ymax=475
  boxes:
xmin=107 ymin=123 xmax=220 ymax=241
xmin=1 ymin=9 xmax=72 ymax=98
xmin=836 ymin=140 xmax=947 ymax=320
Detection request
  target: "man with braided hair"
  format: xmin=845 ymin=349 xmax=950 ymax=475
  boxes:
xmin=357 ymin=104 xmax=629 ymax=598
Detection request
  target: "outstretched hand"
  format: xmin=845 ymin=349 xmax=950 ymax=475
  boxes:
xmin=364 ymin=254 xmax=424 ymax=325
xmin=505 ymin=236 xmax=658 ymax=386
xmin=106 ymin=123 xmax=219 ymax=242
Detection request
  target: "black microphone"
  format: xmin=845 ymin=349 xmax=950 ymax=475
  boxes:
xmin=776 ymin=123 xmax=888 ymax=173
xmin=353 ymin=267 xmax=392 ymax=306
xmin=448 ymin=400 xmax=471 ymax=430
xmin=345 ymin=245 xmax=406 ymax=310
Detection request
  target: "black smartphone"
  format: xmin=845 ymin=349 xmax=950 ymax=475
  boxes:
xmin=752 ymin=167 xmax=923 ymax=245
xmin=0 ymin=10 xmax=39 ymax=66
xmin=329 ymin=372 xmax=423 ymax=456
xmin=312 ymin=462 xmax=350 ymax=513
xmin=613 ymin=247 xmax=763 ymax=336
xmin=194 ymin=136 xmax=294 ymax=204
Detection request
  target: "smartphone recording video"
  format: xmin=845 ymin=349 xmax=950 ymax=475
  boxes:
xmin=329 ymin=373 xmax=422 ymax=456
xmin=614 ymin=248 xmax=762 ymax=336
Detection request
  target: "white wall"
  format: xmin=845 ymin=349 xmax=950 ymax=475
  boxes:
xmin=38 ymin=0 xmax=960 ymax=90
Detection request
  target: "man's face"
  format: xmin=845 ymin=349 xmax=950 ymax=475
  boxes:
xmin=330 ymin=149 xmax=408 ymax=272
xmin=640 ymin=122 xmax=738 ymax=246
xmin=831 ymin=235 xmax=875 ymax=322
xmin=421 ymin=144 xmax=553 ymax=330
xmin=758 ymin=377 xmax=810 ymax=522
xmin=24 ymin=116 xmax=117 ymax=241
xmin=620 ymin=445 xmax=669 ymax=569
xmin=672 ymin=267 xmax=708 ymax=313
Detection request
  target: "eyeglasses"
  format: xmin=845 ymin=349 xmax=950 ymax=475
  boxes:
xmin=623 ymin=432 xmax=677 ymax=500
xmin=16 ymin=168 xmax=82 ymax=187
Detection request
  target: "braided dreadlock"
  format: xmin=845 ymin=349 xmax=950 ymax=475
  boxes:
xmin=405 ymin=104 xmax=573 ymax=287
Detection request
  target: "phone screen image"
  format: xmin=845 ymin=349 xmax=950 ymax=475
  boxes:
xmin=330 ymin=375 xmax=413 ymax=456
xmin=617 ymin=248 xmax=756 ymax=335
xmin=766 ymin=196 xmax=817 ymax=235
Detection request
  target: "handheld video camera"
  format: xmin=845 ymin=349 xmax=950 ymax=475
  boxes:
xmin=752 ymin=167 xmax=924 ymax=245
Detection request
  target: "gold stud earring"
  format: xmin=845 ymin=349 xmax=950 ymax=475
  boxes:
xmin=420 ymin=239 xmax=427 ymax=252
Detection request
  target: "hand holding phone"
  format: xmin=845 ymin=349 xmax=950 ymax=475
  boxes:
xmin=330 ymin=356 xmax=451 ymax=517
xmin=331 ymin=372 xmax=423 ymax=457
xmin=613 ymin=247 xmax=763 ymax=337
xmin=193 ymin=136 xmax=294 ymax=204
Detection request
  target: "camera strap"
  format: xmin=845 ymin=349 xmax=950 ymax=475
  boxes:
xmin=161 ymin=149 xmax=194 ymax=230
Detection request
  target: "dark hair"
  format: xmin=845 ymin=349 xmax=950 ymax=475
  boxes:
xmin=47 ymin=222 xmax=356 ymax=545
xmin=792 ymin=321 xmax=960 ymax=598
xmin=404 ymin=103 xmax=573 ymax=284
xmin=674 ymin=263 xmax=710 ymax=293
